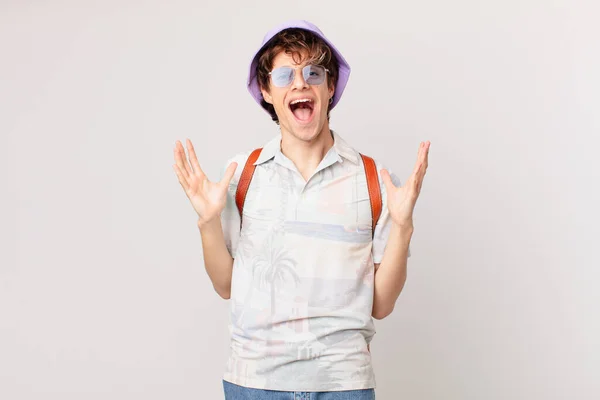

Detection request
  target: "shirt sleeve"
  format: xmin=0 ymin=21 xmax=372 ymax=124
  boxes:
xmin=219 ymin=156 xmax=242 ymax=258
xmin=371 ymin=161 xmax=411 ymax=263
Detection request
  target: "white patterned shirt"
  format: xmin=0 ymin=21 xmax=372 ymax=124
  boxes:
xmin=219 ymin=130 xmax=408 ymax=391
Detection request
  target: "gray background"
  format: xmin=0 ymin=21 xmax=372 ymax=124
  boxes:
xmin=1 ymin=0 xmax=598 ymax=399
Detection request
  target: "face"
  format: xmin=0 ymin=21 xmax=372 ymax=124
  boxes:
xmin=261 ymin=51 xmax=335 ymax=143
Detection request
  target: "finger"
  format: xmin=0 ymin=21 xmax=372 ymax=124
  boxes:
xmin=219 ymin=162 xmax=238 ymax=188
xmin=173 ymin=163 xmax=190 ymax=192
xmin=178 ymin=140 xmax=193 ymax=177
xmin=186 ymin=138 xmax=206 ymax=179
xmin=405 ymin=142 xmax=430 ymax=196
xmin=408 ymin=166 xmax=423 ymax=195
xmin=406 ymin=169 xmax=418 ymax=193
xmin=411 ymin=142 xmax=425 ymax=175
xmin=380 ymin=169 xmax=396 ymax=192
xmin=419 ymin=141 xmax=428 ymax=160
xmin=411 ymin=158 xmax=423 ymax=176
xmin=415 ymin=169 xmax=425 ymax=188
xmin=415 ymin=175 xmax=425 ymax=196
xmin=413 ymin=162 xmax=427 ymax=190
xmin=174 ymin=141 xmax=191 ymax=179
xmin=420 ymin=141 xmax=430 ymax=175
xmin=413 ymin=141 xmax=431 ymax=176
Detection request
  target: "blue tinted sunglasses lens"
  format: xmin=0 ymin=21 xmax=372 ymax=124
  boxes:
xmin=303 ymin=65 xmax=326 ymax=85
xmin=271 ymin=67 xmax=294 ymax=87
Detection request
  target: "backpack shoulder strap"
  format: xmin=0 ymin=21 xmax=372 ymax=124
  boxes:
xmin=235 ymin=148 xmax=262 ymax=224
xmin=359 ymin=153 xmax=382 ymax=237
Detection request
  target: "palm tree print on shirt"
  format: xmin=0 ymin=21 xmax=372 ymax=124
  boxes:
xmin=252 ymin=232 xmax=300 ymax=316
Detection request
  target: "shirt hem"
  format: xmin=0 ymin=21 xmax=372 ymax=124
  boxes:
xmin=223 ymin=374 xmax=376 ymax=392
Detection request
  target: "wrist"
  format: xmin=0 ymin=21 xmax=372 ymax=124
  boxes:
xmin=392 ymin=220 xmax=414 ymax=237
xmin=197 ymin=215 xmax=220 ymax=231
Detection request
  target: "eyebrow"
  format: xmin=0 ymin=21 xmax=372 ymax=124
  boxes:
xmin=273 ymin=62 xmax=317 ymax=69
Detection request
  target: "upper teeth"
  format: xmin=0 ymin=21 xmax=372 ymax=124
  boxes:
xmin=290 ymin=99 xmax=312 ymax=104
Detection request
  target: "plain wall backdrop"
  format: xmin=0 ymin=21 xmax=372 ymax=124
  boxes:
xmin=1 ymin=1 xmax=598 ymax=399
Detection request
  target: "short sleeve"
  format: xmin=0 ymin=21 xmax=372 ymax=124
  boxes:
xmin=219 ymin=157 xmax=242 ymax=258
xmin=371 ymin=162 xmax=411 ymax=263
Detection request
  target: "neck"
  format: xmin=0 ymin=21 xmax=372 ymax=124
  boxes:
xmin=280 ymin=124 xmax=334 ymax=180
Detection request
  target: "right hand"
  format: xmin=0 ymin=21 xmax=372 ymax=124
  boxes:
xmin=173 ymin=138 xmax=238 ymax=226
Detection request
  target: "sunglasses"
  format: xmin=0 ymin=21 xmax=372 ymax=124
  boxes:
xmin=268 ymin=64 xmax=330 ymax=87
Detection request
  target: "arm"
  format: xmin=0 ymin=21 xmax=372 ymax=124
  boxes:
xmin=198 ymin=217 xmax=235 ymax=299
xmin=372 ymin=222 xmax=413 ymax=319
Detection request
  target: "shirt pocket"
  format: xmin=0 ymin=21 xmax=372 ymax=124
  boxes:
xmin=310 ymin=173 xmax=372 ymax=233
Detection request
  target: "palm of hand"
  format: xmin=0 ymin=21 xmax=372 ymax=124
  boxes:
xmin=187 ymin=175 xmax=228 ymax=223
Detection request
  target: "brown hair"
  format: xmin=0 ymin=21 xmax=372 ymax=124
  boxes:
xmin=256 ymin=28 xmax=339 ymax=123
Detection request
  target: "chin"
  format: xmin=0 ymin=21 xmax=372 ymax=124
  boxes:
xmin=292 ymin=125 xmax=322 ymax=141
xmin=282 ymin=107 xmax=329 ymax=142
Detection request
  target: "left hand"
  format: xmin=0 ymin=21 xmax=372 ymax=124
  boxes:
xmin=381 ymin=141 xmax=430 ymax=228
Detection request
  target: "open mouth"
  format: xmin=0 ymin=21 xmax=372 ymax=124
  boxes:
xmin=289 ymin=98 xmax=315 ymax=123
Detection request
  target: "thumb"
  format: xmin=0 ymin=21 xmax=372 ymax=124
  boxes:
xmin=380 ymin=169 xmax=396 ymax=192
xmin=219 ymin=162 xmax=238 ymax=188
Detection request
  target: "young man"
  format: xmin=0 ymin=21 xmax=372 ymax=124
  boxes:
xmin=173 ymin=20 xmax=430 ymax=399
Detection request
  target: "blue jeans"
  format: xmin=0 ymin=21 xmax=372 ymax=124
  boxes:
xmin=223 ymin=380 xmax=375 ymax=399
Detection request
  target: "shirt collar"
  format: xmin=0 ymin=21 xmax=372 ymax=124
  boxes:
xmin=253 ymin=134 xmax=280 ymax=165
xmin=331 ymin=130 xmax=360 ymax=164
xmin=253 ymin=130 xmax=360 ymax=166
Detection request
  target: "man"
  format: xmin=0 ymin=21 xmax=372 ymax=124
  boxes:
xmin=173 ymin=20 xmax=430 ymax=399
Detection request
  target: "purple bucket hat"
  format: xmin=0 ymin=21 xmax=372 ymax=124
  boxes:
xmin=247 ymin=20 xmax=351 ymax=113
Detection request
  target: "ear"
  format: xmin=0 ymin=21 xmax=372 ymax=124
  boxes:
xmin=261 ymin=87 xmax=273 ymax=105
xmin=328 ymin=82 xmax=335 ymax=101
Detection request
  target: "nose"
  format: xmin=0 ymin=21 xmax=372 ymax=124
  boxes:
xmin=291 ymin=67 xmax=309 ymax=90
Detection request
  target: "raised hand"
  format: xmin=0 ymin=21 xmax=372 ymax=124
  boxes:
xmin=172 ymin=139 xmax=238 ymax=226
xmin=380 ymin=141 xmax=430 ymax=228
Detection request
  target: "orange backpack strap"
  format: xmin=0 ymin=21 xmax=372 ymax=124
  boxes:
xmin=360 ymin=154 xmax=382 ymax=237
xmin=235 ymin=148 xmax=262 ymax=224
